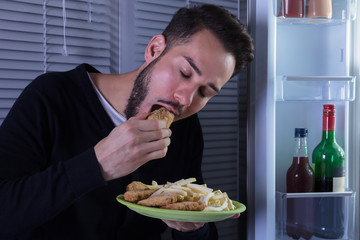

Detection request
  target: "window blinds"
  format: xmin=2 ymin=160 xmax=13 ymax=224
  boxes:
xmin=0 ymin=0 xmax=119 ymax=123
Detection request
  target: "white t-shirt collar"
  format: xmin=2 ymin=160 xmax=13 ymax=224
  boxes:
xmin=88 ymin=73 xmax=127 ymax=126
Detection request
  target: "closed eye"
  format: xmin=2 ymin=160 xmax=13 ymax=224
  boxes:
xmin=199 ymin=85 xmax=219 ymax=98
xmin=181 ymin=71 xmax=191 ymax=79
xmin=198 ymin=87 xmax=205 ymax=98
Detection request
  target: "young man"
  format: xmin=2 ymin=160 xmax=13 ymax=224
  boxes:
xmin=0 ymin=4 xmax=253 ymax=240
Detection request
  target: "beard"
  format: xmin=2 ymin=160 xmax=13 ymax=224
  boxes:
xmin=124 ymin=57 xmax=160 ymax=119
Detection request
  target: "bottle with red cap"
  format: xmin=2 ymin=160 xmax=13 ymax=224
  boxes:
xmin=312 ymin=104 xmax=345 ymax=239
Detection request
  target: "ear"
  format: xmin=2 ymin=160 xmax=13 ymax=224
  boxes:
xmin=144 ymin=35 xmax=166 ymax=63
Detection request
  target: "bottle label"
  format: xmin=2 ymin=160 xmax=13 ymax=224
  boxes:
xmin=333 ymin=166 xmax=345 ymax=192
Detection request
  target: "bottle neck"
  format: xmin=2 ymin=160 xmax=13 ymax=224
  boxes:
xmin=322 ymin=130 xmax=336 ymax=141
xmin=322 ymin=111 xmax=336 ymax=141
xmin=294 ymin=136 xmax=308 ymax=158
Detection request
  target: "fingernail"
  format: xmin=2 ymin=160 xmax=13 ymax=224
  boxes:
xmin=159 ymin=120 xmax=167 ymax=128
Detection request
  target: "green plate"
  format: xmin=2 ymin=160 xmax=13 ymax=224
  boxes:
xmin=116 ymin=194 xmax=246 ymax=222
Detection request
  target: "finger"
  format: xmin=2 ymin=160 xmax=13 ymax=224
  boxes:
xmin=128 ymin=118 xmax=168 ymax=131
xmin=147 ymin=119 xmax=168 ymax=129
xmin=110 ymin=122 xmax=171 ymax=151
xmin=145 ymin=146 xmax=168 ymax=161
xmin=230 ymin=213 xmax=240 ymax=219
xmin=140 ymin=129 xmax=172 ymax=143
xmin=141 ymin=138 xmax=171 ymax=160
xmin=161 ymin=220 xmax=205 ymax=232
xmin=192 ymin=222 xmax=206 ymax=230
xmin=130 ymin=112 xmax=169 ymax=130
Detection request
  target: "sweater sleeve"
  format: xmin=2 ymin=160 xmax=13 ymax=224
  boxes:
xmin=0 ymin=82 xmax=106 ymax=238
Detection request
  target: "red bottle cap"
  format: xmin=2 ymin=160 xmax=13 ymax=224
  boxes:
xmin=323 ymin=104 xmax=336 ymax=113
xmin=323 ymin=104 xmax=336 ymax=131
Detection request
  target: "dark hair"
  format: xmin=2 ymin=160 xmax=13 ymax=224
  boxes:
xmin=162 ymin=4 xmax=254 ymax=76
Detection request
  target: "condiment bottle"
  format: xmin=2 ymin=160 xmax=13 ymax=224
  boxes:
xmin=283 ymin=0 xmax=305 ymax=18
xmin=286 ymin=128 xmax=314 ymax=240
xmin=307 ymin=0 xmax=332 ymax=19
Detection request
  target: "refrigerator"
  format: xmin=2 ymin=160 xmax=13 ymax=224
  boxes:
xmin=246 ymin=0 xmax=359 ymax=239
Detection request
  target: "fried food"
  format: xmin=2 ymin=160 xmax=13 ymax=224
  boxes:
xmin=137 ymin=193 xmax=178 ymax=207
xmin=146 ymin=107 xmax=174 ymax=128
xmin=126 ymin=181 xmax=150 ymax=191
xmin=124 ymin=189 xmax=157 ymax=203
xmin=123 ymin=178 xmax=235 ymax=212
xmin=161 ymin=201 xmax=206 ymax=211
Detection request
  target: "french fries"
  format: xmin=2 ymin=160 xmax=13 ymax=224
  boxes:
xmin=125 ymin=178 xmax=235 ymax=212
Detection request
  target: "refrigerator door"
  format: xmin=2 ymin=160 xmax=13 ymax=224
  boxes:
xmin=247 ymin=0 xmax=359 ymax=239
xmin=247 ymin=0 xmax=276 ymax=239
xmin=349 ymin=1 xmax=360 ymax=238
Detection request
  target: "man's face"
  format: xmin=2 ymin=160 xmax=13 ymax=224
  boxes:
xmin=125 ymin=29 xmax=235 ymax=121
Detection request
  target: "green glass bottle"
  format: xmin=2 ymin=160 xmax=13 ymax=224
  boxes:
xmin=312 ymin=104 xmax=345 ymax=192
xmin=312 ymin=104 xmax=345 ymax=239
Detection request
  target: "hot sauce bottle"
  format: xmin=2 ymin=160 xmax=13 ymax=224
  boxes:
xmin=286 ymin=128 xmax=314 ymax=240
xmin=283 ymin=0 xmax=305 ymax=18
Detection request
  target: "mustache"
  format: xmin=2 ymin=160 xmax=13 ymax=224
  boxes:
xmin=158 ymin=100 xmax=184 ymax=116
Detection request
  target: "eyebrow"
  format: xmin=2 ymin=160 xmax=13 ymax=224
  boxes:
xmin=184 ymin=56 xmax=220 ymax=94
xmin=184 ymin=56 xmax=202 ymax=76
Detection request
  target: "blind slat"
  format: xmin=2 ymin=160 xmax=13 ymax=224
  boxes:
xmin=0 ymin=60 xmax=43 ymax=71
xmin=0 ymin=79 xmax=31 ymax=89
xmin=0 ymin=89 xmax=23 ymax=99
xmin=0 ymin=39 xmax=43 ymax=52
xmin=0 ymin=30 xmax=43 ymax=43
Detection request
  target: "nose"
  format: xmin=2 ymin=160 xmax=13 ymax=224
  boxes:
xmin=174 ymin=85 xmax=195 ymax=107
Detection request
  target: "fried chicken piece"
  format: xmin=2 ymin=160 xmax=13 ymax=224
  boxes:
xmin=126 ymin=181 xmax=150 ymax=191
xmin=137 ymin=193 xmax=178 ymax=207
xmin=147 ymin=107 xmax=174 ymax=128
xmin=124 ymin=189 xmax=157 ymax=203
xmin=161 ymin=201 xmax=206 ymax=211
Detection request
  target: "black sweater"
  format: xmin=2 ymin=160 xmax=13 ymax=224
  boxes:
xmin=0 ymin=64 xmax=217 ymax=239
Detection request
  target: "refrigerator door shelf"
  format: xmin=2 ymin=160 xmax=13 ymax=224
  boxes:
xmin=274 ymin=0 xmax=357 ymax=21
xmin=280 ymin=191 xmax=354 ymax=198
xmin=276 ymin=191 xmax=356 ymax=240
xmin=276 ymin=75 xmax=356 ymax=101
xmin=277 ymin=17 xmax=345 ymax=25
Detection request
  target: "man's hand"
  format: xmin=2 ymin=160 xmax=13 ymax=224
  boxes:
xmin=94 ymin=112 xmax=172 ymax=181
xmin=162 ymin=213 xmax=240 ymax=232
xmin=231 ymin=213 xmax=240 ymax=219
xmin=162 ymin=220 xmax=205 ymax=232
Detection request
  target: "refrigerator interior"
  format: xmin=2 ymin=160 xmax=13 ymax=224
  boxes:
xmin=273 ymin=0 xmax=358 ymax=239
